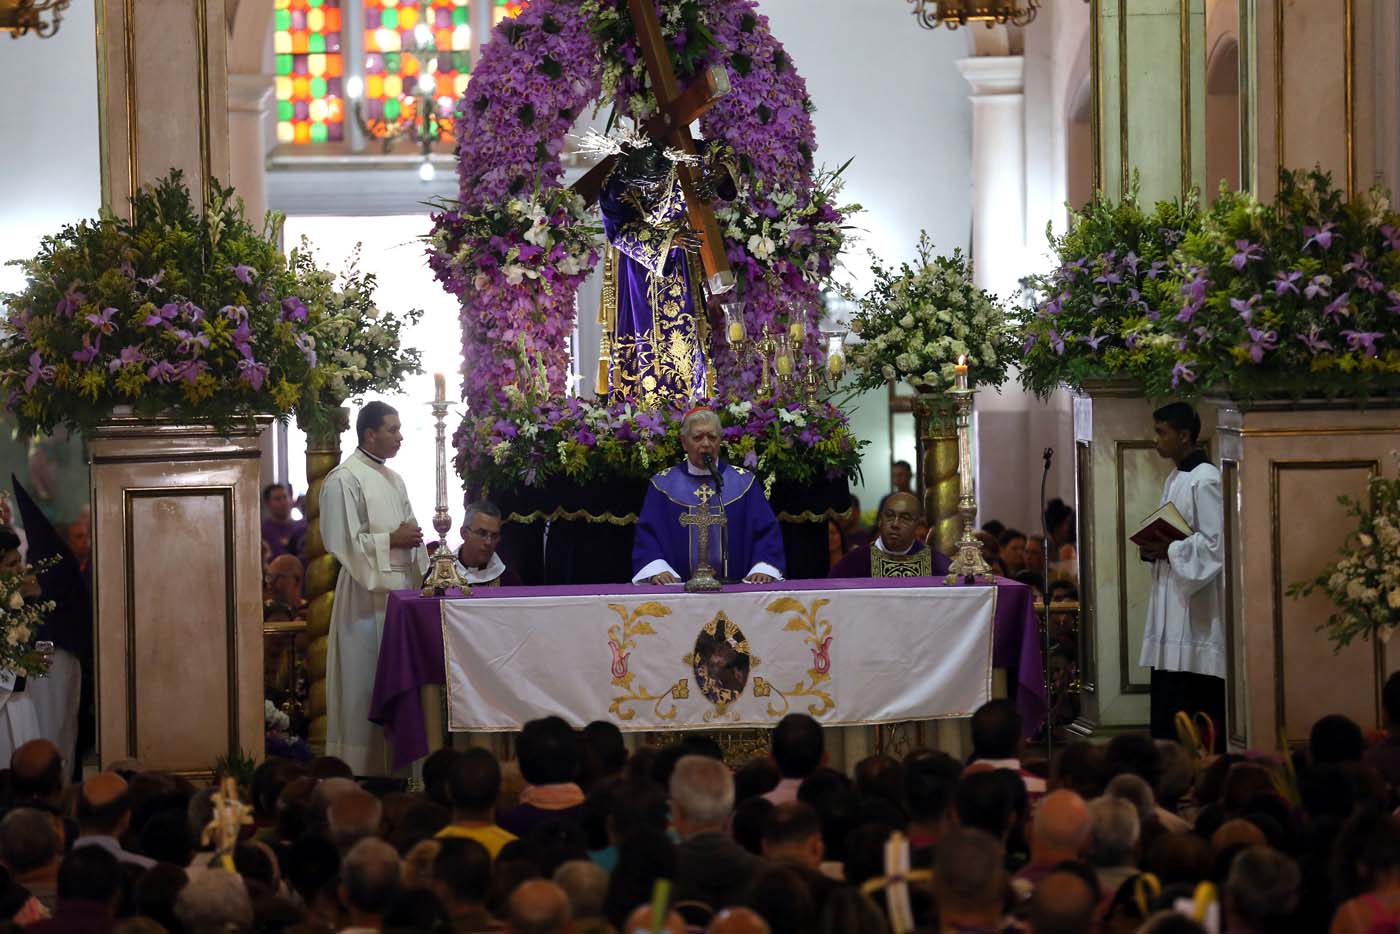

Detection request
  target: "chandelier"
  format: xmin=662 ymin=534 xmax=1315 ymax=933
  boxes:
xmin=345 ymin=0 xmax=469 ymax=181
xmin=908 ymin=0 xmax=1039 ymax=29
xmin=0 ymin=0 xmax=70 ymax=38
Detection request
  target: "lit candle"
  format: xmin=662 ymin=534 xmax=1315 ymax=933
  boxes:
xmin=954 ymin=356 xmax=968 ymax=391
xmin=777 ymin=354 xmax=794 ymax=377
xmin=788 ymin=321 xmax=806 ymax=344
xmin=827 ymin=352 xmax=845 ymax=376
xmin=728 ymin=320 xmax=746 ymax=343
xmin=434 ymin=372 xmax=446 ymax=403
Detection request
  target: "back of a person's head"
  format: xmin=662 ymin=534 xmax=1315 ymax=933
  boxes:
xmin=815 ymin=885 xmax=884 ymax=934
xmin=433 ymin=837 xmax=491 ymax=905
xmin=1310 ymin=713 xmax=1365 ymax=765
xmin=1331 ymin=809 xmax=1400 ymax=901
xmin=731 ymin=795 xmax=775 ymax=856
xmin=710 ymin=905 xmax=775 ymax=934
xmin=955 ymin=769 xmax=1015 ymax=838
xmin=421 ymin=747 xmax=462 ymax=809
xmin=382 ymin=887 xmax=450 ymax=932
xmin=1221 ymin=762 xmax=1276 ymax=816
xmin=932 ymin=828 xmax=1005 ymax=915
xmin=78 ymin=774 xmax=133 ymax=835
xmin=1051 ymin=740 xmax=1107 ymax=798
xmin=744 ymin=863 xmax=815 ymax=934
xmin=449 ymin=747 xmax=503 ymax=815
xmin=328 ymin=788 xmax=384 ymax=851
xmin=607 ymin=778 xmax=669 ymax=842
xmin=343 ymin=837 xmax=402 ymax=916
xmin=580 ymin=721 xmax=627 ymax=789
xmin=760 ymin=801 xmax=822 ymax=850
xmin=733 ymin=757 xmax=780 ymax=803
xmin=134 ymin=863 xmax=189 ymax=933
xmin=1032 ymin=789 xmax=1092 ymax=856
xmin=669 ymin=754 xmax=734 ymax=828
xmin=233 ymin=840 xmax=278 ymax=891
xmin=1155 ymin=740 xmax=1194 ymax=806
xmin=969 ymin=699 xmax=1021 ymax=760
xmin=903 ymin=750 xmax=961 ymax=823
xmin=1226 ymin=846 xmax=1299 ymax=928
xmin=603 ymin=827 xmax=677 ymax=927
xmin=0 ymin=807 xmax=59 ymax=874
xmin=308 ymin=755 xmax=355 ymax=780
xmin=9 ymin=740 xmax=63 ymax=799
xmin=1144 ymin=830 xmax=1212 ymax=887
xmin=1027 ymin=869 xmax=1097 ymax=934
xmin=507 ymin=878 xmax=573 ymax=934
xmin=390 ymin=800 xmax=451 ymax=854
xmin=1138 ymin=911 xmax=1209 ymax=934
xmin=1106 ymin=772 xmax=1157 ymax=826
xmin=1105 ymin=732 xmax=1164 ymax=787
xmin=174 ymin=868 xmax=254 ymax=930
xmin=517 ymin=716 xmax=580 ymax=787
xmin=286 ymin=833 xmax=340 ymax=903
xmin=796 ymin=767 xmax=857 ymax=861
xmin=1088 ymin=795 xmax=1140 ymax=868
xmin=771 ymin=714 xmax=824 ymax=779
xmin=553 ymin=859 xmax=609 ymax=920
xmin=57 ymin=843 xmax=123 ymax=903
xmin=251 ymin=757 xmax=307 ymax=820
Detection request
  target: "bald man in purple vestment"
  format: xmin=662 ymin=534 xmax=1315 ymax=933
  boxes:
xmin=632 ymin=408 xmax=785 ymax=586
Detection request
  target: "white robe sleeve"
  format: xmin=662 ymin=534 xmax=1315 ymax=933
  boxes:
xmin=394 ymin=473 xmax=428 ymax=576
xmin=319 ymin=469 xmax=397 ymax=593
xmin=1166 ymin=469 xmax=1224 ymax=596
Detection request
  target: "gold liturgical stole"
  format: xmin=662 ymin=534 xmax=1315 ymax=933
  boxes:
xmin=871 ymin=546 xmax=933 ymax=579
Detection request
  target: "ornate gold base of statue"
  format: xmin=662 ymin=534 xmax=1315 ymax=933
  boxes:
xmin=945 ymin=378 xmax=993 ymax=585
xmin=421 ymin=394 xmax=471 ymax=597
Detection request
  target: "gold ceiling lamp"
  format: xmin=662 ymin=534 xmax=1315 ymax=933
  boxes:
xmin=908 ymin=0 xmax=1039 ymax=29
xmin=1 ymin=0 xmax=70 ymax=38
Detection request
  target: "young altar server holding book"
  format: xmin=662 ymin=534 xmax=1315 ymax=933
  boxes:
xmin=632 ymin=407 xmax=785 ymax=586
xmin=1137 ymin=402 xmax=1226 ymax=750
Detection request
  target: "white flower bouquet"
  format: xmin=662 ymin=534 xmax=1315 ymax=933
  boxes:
xmin=1289 ymin=454 xmax=1400 ymax=649
xmin=0 ymin=560 xmax=55 ymax=679
xmin=847 ymin=233 xmax=1016 ymax=394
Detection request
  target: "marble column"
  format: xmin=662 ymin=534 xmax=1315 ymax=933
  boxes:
xmin=1094 ymin=0 xmax=1207 ymax=205
xmin=1240 ymin=0 xmax=1381 ymax=199
xmin=96 ymin=0 xmax=230 ymax=214
xmin=956 ymin=55 xmax=1027 ymax=304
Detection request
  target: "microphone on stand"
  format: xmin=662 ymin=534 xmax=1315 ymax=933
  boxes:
xmin=702 ymin=452 xmax=723 ymax=493
xmin=1039 ymin=446 xmax=1054 ymax=763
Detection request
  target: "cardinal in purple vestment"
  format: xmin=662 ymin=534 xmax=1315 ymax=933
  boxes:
xmin=632 ymin=408 xmax=785 ymax=585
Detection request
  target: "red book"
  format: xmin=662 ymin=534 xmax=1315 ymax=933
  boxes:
xmin=1129 ymin=502 xmax=1192 ymax=547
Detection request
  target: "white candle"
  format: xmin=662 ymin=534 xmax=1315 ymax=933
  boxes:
xmin=954 ymin=356 xmax=968 ymax=391
xmin=434 ymin=372 xmax=446 ymax=403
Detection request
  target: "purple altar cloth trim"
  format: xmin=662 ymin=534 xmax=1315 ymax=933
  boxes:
xmin=369 ymin=577 xmax=1046 ymax=771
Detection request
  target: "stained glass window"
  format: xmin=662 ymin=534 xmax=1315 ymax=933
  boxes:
xmin=362 ymin=0 xmax=472 ymax=129
xmin=273 ymin=0 xmax=345 ymax=144
xmin=492 ymin=0 xmax=527 ymax=25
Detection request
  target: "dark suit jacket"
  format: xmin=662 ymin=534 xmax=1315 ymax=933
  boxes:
xmin=673 ymin=831 xmax=763 ymax=910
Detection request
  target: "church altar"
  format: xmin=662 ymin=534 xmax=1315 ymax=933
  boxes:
xmin=370 ymin=577 xmax=1045 ymax=771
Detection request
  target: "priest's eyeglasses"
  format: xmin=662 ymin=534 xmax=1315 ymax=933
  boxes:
xmin=882 ymin=510 xmax=919 ymax=524
xmin=466 ymin=527 xmax=501 ymax=542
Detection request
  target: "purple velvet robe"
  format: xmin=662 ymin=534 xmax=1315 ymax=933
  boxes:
xmin=632 ymin=462 xmax=786 ymax=581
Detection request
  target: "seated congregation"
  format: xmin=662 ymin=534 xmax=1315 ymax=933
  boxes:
xmin=0 ymin=685 xmax=1397 ymax=933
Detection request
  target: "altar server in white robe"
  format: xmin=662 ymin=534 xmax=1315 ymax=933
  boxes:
xmin=320 ymin=401 xmax=425 ymax=775
xmin=1138 ymin=402 xmax=1225 ymax=751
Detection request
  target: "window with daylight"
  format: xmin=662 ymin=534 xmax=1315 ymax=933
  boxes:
xmin=274 ymin=0 xmax=530 ymax=149
xmin=274 ymin=0 xmax=346 ymax=144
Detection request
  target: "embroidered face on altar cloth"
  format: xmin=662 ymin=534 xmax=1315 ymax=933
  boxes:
xmin=685 ymin=611 xmax=754 ymax=710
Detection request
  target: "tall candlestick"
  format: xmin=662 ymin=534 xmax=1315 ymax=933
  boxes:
xmin=954 ymin=356 xmax=968 ymax=392
xmin=434 ymin=372 xmax=446 ymax=403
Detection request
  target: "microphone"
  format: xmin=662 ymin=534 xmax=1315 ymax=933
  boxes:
xmin=703 ymin=451 xmax=723 ymax=492
xmin=1043 ymin=447 xmax=1054 ymax=469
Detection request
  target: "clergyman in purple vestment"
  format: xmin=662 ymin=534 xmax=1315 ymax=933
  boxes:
xmin=632 ymin=408 xmax=785 ymax=585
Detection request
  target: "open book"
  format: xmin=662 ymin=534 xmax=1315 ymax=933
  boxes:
xmin=1129 ymin=501 xmax=1193 ymax=547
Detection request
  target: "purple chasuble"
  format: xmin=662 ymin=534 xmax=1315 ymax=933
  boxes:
xmin=632 ymin=462 xmax=786 ymax=581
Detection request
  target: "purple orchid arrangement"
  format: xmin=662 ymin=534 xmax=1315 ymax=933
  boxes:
xmin=428 ymin=0 xmax=858 ymax=484
xmin=0 ymin=172 xmax=420 ymax=436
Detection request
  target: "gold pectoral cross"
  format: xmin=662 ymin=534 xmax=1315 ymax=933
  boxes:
xmin=679 ymin=491 xmax=726 ymax=593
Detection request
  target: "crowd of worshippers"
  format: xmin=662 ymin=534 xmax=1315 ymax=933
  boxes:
xmin=2 ymin=692 xmax=1400 ymax=934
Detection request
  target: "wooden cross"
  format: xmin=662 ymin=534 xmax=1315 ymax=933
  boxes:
xmin=571 ymin=0 xmax=735 ymax=294
xmin=679 ymin=486 xmax=727 ymax=584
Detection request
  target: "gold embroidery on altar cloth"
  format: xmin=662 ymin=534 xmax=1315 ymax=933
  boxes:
xmin=871 ymin=547 xmax=934 ymax=579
